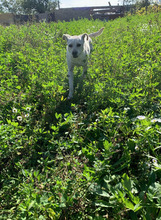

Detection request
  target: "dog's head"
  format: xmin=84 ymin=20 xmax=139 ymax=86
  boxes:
xmin=63 ymin=33 xmax=89 ymax=58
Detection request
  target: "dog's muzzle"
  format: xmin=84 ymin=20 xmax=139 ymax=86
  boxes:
xmin=72 ymin=51 xmax=78 ymax=58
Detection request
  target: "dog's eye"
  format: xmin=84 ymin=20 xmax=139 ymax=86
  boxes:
xmin=77 ymin=43 xmax=81 ymax=47
xmin=69 ymin=44 xmax=73 ymax=48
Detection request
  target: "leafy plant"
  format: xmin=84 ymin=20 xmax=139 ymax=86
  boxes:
xmin=0 ymin=13 xmax=161 ymax=219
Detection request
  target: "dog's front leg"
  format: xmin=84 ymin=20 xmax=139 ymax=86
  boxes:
xmin=77 ymin=65 xmax=87 ymax=94
xmin=68 ymin=67 xmax=74 ymax=99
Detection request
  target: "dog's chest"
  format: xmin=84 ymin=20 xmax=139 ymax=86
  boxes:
xmin=72 ymin=56 xmax=88 ymax=66
xmin=68 ymin=53 xmax=88 ymax=67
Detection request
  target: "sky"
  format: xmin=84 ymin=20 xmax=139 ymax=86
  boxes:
xmin=59 ymin=0 xmax=123 ymax=8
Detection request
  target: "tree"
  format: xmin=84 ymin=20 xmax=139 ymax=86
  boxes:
xmin=0 ymin=0 xmax=58 ymax=14
xmin=135 ymin=0 xmax=150 ymax=10
xmin=21 ymin=0 xmax=58 ymax=14
xmin=123 ymin=0 xmax=151 ymax=14
xmin=1 ymin=0 xmax=23 ymax=13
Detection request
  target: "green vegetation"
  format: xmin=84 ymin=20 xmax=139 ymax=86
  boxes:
xmin=135 ymin=4 xmax=161 ymax=15
xmin=0 ymin=13 xmax=161 ymax=219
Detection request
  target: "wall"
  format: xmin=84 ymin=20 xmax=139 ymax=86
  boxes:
xmin=0 ymin=6 xmax=125 ymax=25
xmin=55 ymin=8 xmax=91 ymax=21
xmin=0 ymin=12 xmax=55 ymax=25
xmin=0 ymin=13 xmax=14 ymax=25
xmin=55 ymin=6 xmax=125 ymax=22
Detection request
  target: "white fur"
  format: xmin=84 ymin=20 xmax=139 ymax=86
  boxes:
xmin=63 ymin=27 xmax=104 ymax=99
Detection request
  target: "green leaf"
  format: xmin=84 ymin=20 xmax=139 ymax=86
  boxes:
xmin=122 ymin=173 xmax=132 ymax=191
xmin=28 ymin=200 xmax=35 ymax=210
xmin=124 ymin=199 xmax=134 ymax=210
xmin=48 ymin=208 xmax=56 ymax=220
xmin=95 ymin=188 xmax=110 ymax=198
xmin=103 ymin=140 xmax=113 ymax=151
xmin=134 ymin=203 xmax=142 ymax=212
xmin=16 ymin=85 xmax=21 ymax=90
xmin=95 ymin=200 xmax=113 ymax=208
xmin=148 ymin=171 xmax=156 ymax=185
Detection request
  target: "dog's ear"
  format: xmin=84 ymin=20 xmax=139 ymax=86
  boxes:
xmin=81 ymin=33 xmax=89 ymax=41
xmin=63 ymin=34 xmax=71 ymax=41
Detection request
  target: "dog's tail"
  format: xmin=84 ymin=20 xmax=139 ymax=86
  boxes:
xmin=89 ymin=27 xmax=104 ymax=38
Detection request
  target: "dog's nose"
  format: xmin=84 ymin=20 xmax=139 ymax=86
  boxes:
xmin=72 ymin=51 xmax=78 ymax=58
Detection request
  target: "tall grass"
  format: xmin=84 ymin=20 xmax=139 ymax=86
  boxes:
xmin=0 ymin=13 xmax=161 ymax=219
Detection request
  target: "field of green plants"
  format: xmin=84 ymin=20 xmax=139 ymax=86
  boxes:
xmin=0 ymin=13 xmax=161 ymax=219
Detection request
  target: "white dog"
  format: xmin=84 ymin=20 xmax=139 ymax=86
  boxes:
xmin=63 ymin=27 xmax=104 ymax=99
